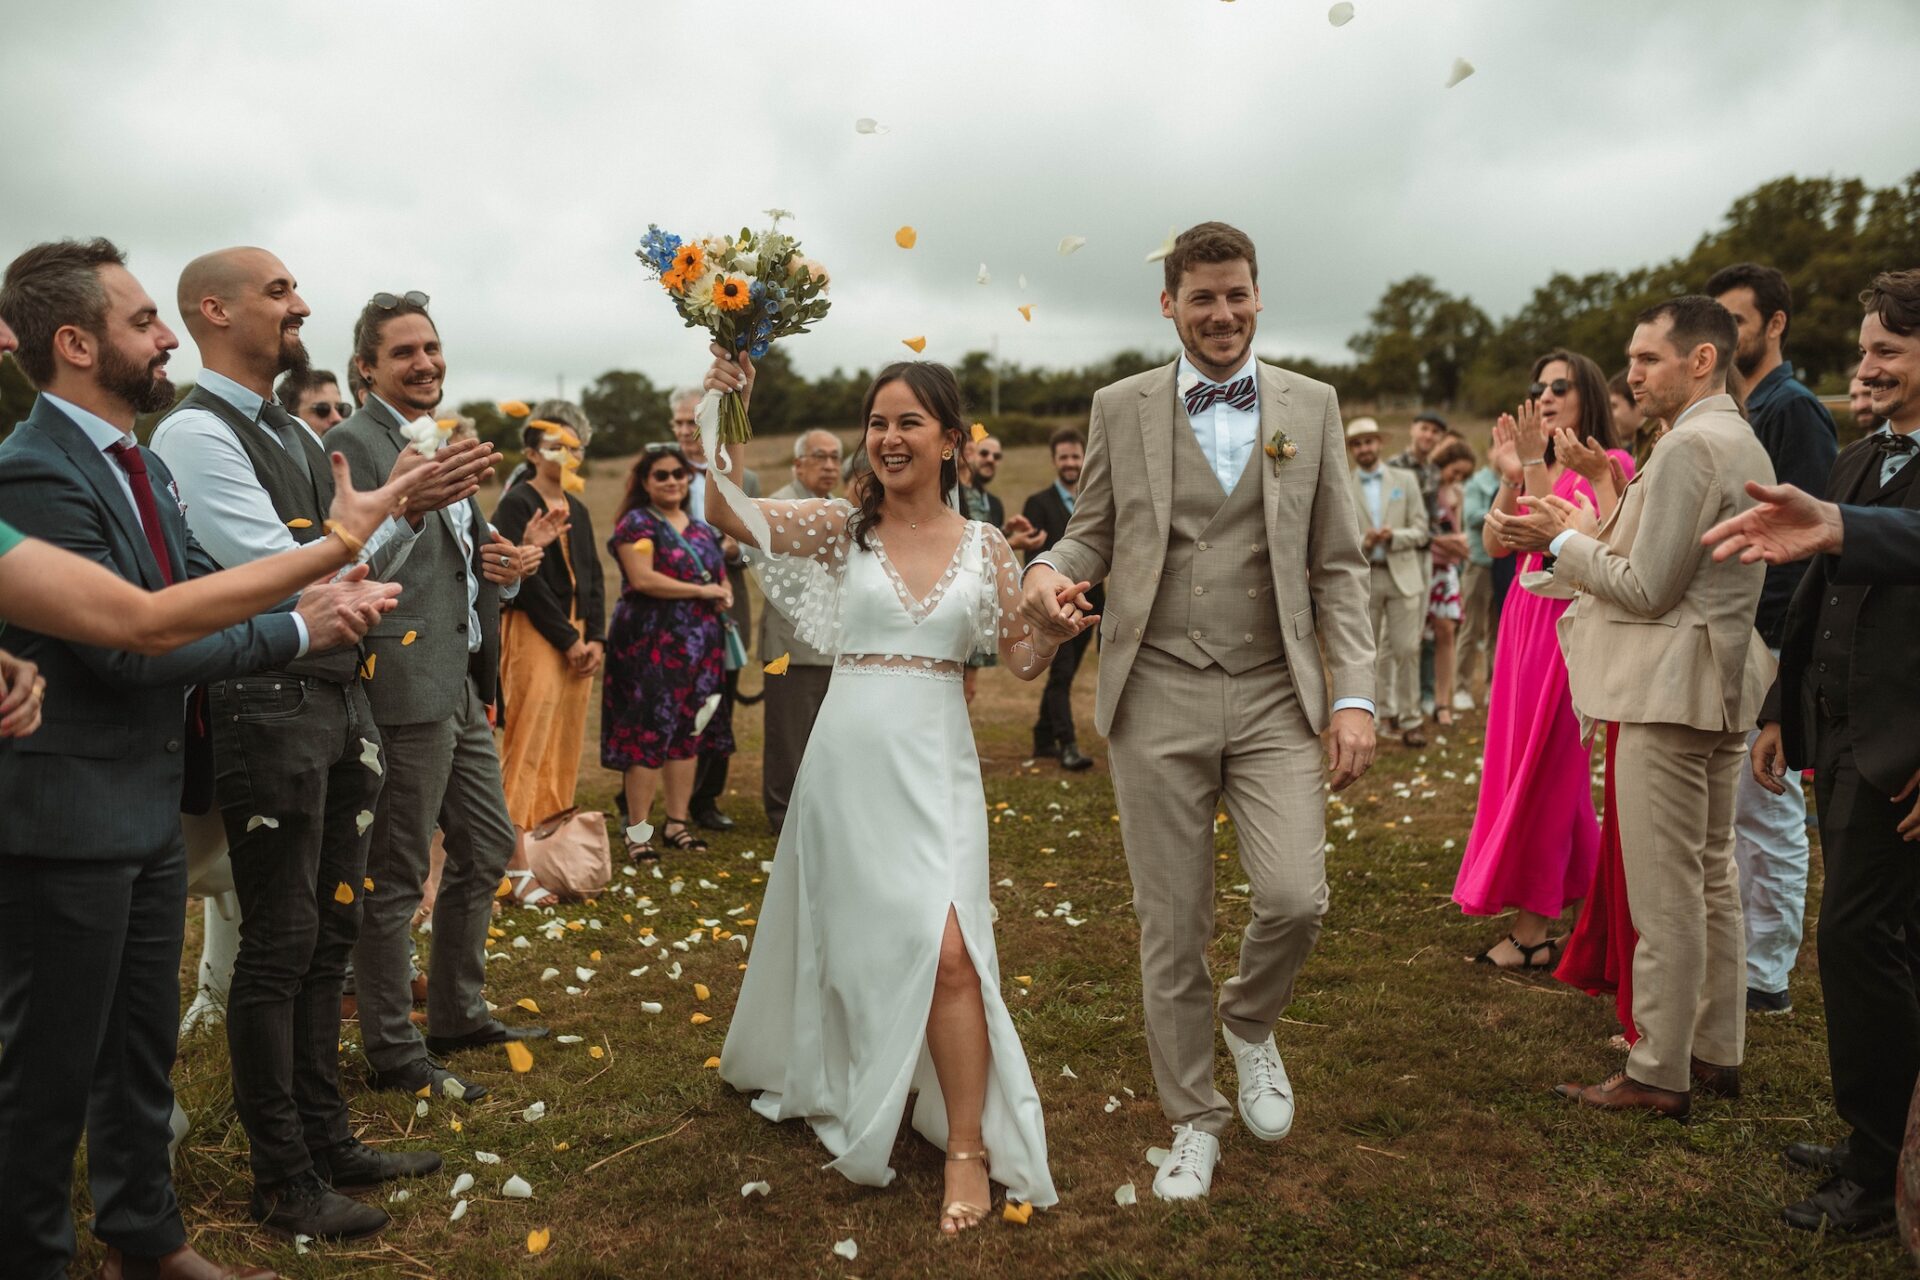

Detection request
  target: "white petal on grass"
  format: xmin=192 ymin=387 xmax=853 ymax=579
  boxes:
xmin=1328 ymin=1 xmax=1355 ymax=25
xmin=741 ymin=1180 xmax=771 ymax=1198
xmin=1114 ymin=1182 xmax=1138 ymax=1206
xmin=449 ymin=1198 xmax=468 ymax=1222
xmin=1058 ymin=235 xmax=1087 ymax=256
xmin=450 ymin=1172 xmax=475 ymax=1198
xmin=1060 ymin=1064 xmax=1078 ymax=1079
xmin=1445 ymin=56 xmax=1475 ymax=87
xmin=475 ymin=1151 xmax=501 ymax=1165
xmin=415 ymin=1098 xmax=430 ymax=1118
xmin=389 ymin=1188 xmax=411 ymax=1202
xmin=575 ymin=967 xmax=597 ymax=982
xmin=502 ymin=1174 xmax=533 ymax=1199
xmin=523 ymin=1101 xmax=547 ymax=1123
xmin=833 ymin=1238 xmax=859 ymax=1261
xmin=1146 ymin=1146 xmax=1171 ymax=1168
xmin=540 ymin=967 xmax=560 ymax=982
xmin=640 ymin=1001 xmax=664 ymax=1014
xmin=556 ymin=1035 xmax=584 ymax=1045
xmin=853 ymin=117 xmax=887 ymax=135
xmin=294 ymin=1235 xmax=312 ymax=1256
xmin=1104 ymin=1096 xmax=1122 ymax=1113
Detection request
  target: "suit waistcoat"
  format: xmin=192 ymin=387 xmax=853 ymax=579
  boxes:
xmin=1809 ymin=453 xmax=1917 ymax=718
xmin=1141 ymin=410 xmax=1285 ymax=672
xmin=164 ymin=387 xmax=359 ymax=683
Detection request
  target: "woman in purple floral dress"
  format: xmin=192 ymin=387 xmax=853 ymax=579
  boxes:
xmin=602 ymin=446 xmax=735 ymax=859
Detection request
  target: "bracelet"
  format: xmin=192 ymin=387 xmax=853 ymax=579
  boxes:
xmin=1499 ymin=478 xmax=1523 ymax=489
xmin=1521 ymin=457 xmax=1547 ymax=467
xmin=323 ymin=520 xmax=366 ymax=556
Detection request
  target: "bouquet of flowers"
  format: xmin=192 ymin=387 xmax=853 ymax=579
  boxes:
xmin=635 ymin=209 xmax=831 ymax=450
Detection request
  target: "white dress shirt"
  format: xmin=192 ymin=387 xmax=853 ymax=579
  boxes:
xmin=1175 ymin=351 xmax=1260 ymax=492
xmin=46 ymin=388 xmax=310 ymax=655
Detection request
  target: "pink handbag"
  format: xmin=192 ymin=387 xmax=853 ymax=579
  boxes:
xmin=525 ymin=808 xmax=613 ymax=900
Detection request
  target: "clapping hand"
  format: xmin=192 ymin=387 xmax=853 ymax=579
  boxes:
xmin=523 ymin=507 xmax=571 ymax=550
xmin=391 ymin=437 xmax=496 ymax=519
xmin=1702 ymin=481 xmax=1844 ymax=566
xmin=326 ymin=450 xmax=440 ymax=550
xmin=1510 ymin=397 xmax=1549 ymax=465
xmin=296 ymin=564 xmax=401 ymax=651
xmin=1004 ymin=515 xmax=1045 ymax=555
xmin=1486 ymin=492 xmax=1597 ymax=552
xmin=1488 ymin=416 xmax=1522 ymax=483
xmin=0 ymin=648 xmax=45 ymax=739
xmin=1552 ymin=426 xmax=1612 ymax=486
xmin=481 ymin=531 xmax=528 ymax=585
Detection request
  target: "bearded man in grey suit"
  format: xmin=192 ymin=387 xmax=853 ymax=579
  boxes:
xmin=1022 ymin=223 xmax=1376 ymax=1201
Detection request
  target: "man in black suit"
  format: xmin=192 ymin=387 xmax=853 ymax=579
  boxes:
xmin=1753 ymin=270 xmax=1920 ymax=1238
xmin=1013 ymin=427 xmax=1100 ymax=770
xmin=0 ymin=239 xmax=394 ymax=1280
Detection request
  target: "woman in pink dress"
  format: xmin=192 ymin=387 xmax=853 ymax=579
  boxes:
xmin=1453 ymin=350 xmax=1633 ymax=969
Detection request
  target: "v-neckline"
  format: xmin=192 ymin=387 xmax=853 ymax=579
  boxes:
xmin=870 ymin=522 xmax=973 ymax=624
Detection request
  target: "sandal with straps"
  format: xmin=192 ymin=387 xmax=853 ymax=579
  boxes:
xmin=940 ymin=1148 xmax=994 ymax=1236
xmin=659 ymin=817 xmax=708 ymax=853
xmin=505 ymin=868 xmax=556 ymax=907
xmin=1472 ymin=933 xmax=1561 ymax=970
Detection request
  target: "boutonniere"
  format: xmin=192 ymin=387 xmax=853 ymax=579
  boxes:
xmin=1264 ymin=428 xmax=1298 ymax=475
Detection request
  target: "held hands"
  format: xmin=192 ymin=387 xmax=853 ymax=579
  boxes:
xmin=705 ymin=340 xmax=755 ymax=409
xmin=1702 ymin=481 xmax=1844 ymax=565
xmin=1324 ymin=706 xmax=1375 ymax=792
xmin=392 ymin=437 xmax=496 ymax=521
xmin=0 ymin=648 xmax=45 ymax=739
xmin=1019 ymin=564 xmax=1096 ymax=643
xmin=296 ymin=563 xmax=401 ymax=651
xmin=565 ymin=638 xmax=605 ymax=678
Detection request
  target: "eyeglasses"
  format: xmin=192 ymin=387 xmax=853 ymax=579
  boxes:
xmin=801 ymin=450 xmax=842 ymax=463
xmin=1528 ymin=378 xmax=1573 ymax=399
xmin=651 ymin=468 xmax=689 ymax=481
xmin=370 ymin=290 xmax=430 ymax=311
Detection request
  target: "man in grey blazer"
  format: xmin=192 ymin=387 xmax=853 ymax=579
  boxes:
xmin=330 ymin=293 xmax=546 ymax=1104
xmin=0 ymin=239 xmax=394 ymax=1280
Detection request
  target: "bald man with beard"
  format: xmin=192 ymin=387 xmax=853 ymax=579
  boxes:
xmin=151 ymin=249 xmax=492 ymax=1242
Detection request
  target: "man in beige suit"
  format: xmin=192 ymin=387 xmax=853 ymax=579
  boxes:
xmin=1346 ymin=419 xmax=1431 ymax=746
xmin=1490 ymin=295 xmax=1775 ymax=1120
xmin=1022 ymin=223 xmax=1376 ymax=1199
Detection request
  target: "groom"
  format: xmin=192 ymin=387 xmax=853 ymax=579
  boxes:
xmin=1022 ymin=222 xmax=1376 ymax=1200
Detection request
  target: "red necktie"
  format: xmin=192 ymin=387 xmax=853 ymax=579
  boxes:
xmin=106 ymin=441 xmax=177 ymax=586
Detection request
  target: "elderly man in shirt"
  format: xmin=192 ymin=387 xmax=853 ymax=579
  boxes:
xmin=153 ymin=249 xmax=497 ymax=1241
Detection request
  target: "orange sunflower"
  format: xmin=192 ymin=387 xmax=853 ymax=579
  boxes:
xmin=711 ymin=275 xmax=752 ymax=312
xmin=669 ymin=242 xmax=706 ymax=281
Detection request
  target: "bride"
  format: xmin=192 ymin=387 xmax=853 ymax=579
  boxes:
xmin=700 ymin=345 xmax=1094 ymax=1233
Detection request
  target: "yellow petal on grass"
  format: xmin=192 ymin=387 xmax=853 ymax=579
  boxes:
xmin=449 ymin=1117 xmax=462 ymax=1132
xmin=901 ymin=336 xmax=926 ymax=353
xmin=690 ymin=1012 xmax=712 ymax=1025
xmin=286 ymin=517 xmax=313 ymax=529
xmin=506 ymin=1040 xmax=535 ymax=1073
xmin=496 ymin=876 xmax=514 ymax=898
xmin=694 ymin=983 xmax=711 ymax=1001
xmin=527 ymin=1228 xmax=551 ymax=1255
xmin=1003 ymin=1200 xmax=1035 ymax=1225
xmin=401 ymin=630 xmax=418 ymax=646
xmin=703 ymin=1056 xmax=721 ymax=1068
xmin=894 ymin=226 xmax=917 ymax=249
xmin=763 ymin=653 xmax=791 ymax=675
xmin=1017 ymin=304 xmax=1035 ymax=322
xmin=516 ymin=998 xmax=541 ymax=1015
xmin=333 ymin=882 xmax=355 ymax=905
xmin=588 ymin=1046 xmax=604 ymax=1059
xmin=1015 ymin=975 xmax=1032 ymax=986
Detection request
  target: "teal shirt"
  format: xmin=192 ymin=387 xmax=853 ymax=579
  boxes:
xmin=0 ymin=516 xmax=22 ymax=559
xmin=1462 ymin=466 xmax=1500 ymax=567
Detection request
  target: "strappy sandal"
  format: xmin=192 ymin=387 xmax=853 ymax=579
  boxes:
xmin=940 ymin=1148 xmax=994 ymax=1236
xmin=505 ymin=868 xmax=556 ymax=907
xmin=1472 ymin=933 xmax=1561 ymax=971
xmin=660 ymin=818 xmax=707 ymax=853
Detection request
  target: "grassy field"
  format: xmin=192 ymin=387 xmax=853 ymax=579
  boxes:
xmin=80 ymin=429 xmax=1901 ymax=1277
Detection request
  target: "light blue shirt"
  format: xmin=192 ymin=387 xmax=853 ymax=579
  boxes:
xmin=45 ymin=389 xmax=310 ymax=655
xmin=1875 ymin=423 xmax=1917 ymax=487
xmin=1054 ymin=479 xmax=1076 ymax=516
xmin=1176 ymin=352 xmax=1260 ymax=491
xmin=1462 ymin=466 xmax=1500 ymax=567
xmin=1356 ymin=467 xmax=1388 ymax=564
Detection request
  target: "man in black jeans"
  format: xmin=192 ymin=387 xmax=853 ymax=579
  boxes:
xmin=1012 ymin=427 xmax=1098 ymax=770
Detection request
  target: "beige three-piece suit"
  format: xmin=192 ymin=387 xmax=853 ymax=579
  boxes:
xmin=1045 ymin=358 xmax=1374 ymax=1134
xmin=1349 ymin=463 xmax=1431 ymax=729
xmin=1554 ymin=393 xmax=1776 ymax=1092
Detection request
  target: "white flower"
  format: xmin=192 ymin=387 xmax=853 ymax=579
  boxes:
xmin=732 ymin=250 xmax=760 ymax=275
xmin=402 ymin=417 xmax=446 ymax=457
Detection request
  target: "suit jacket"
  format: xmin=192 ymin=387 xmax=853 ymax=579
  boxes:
xmin=753 ymin=480 xmax=833 ymax=667
xmin=1045 ymin=358 xmax=1374 ymax=736
xmin=1554 ymin=395 xmax=1776 ymax=733
xmin=0 ymin=396 xmax=300 ymax=859
xmin=1348 ymin=464 xmax=1430 ymax=597
xmin=1761 ymin=438 xmax=1920 ymax=793
xmin=329 ymin=400 xmax=502 ymax=723
xmin=1836 ymin=505 xmax=1920 ymax=585
xmin=491 ymin=483 xmax=605 ymax=651
xmin=1020 ymin=484 xmax=1103 ymax=614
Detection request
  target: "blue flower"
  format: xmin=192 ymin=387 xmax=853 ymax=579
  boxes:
xmin=636 ymin=224 xmax=683 ymax=274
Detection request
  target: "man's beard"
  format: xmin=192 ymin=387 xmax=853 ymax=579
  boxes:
xmin=278 ymin=332 xmax=311 ymax=380
xmin=1057 ymin=468 xmax=1081 ymax=486
xmin=1735 ymin=340 xmax=1764 ymax=377
xmin=97 ymin=340 xmax=175 ymax=414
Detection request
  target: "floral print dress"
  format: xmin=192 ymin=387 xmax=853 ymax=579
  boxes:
xmin=600 ymin=507 xmax=734 ymax=770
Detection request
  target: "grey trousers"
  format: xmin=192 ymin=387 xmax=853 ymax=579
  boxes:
xmin=354 ymin=679 xmax=515 ymax=1072
xmin=761 ymin=664 xmax=832 ymax=836
xmin=1106 ymin=647 xmax=1329 ymax=1136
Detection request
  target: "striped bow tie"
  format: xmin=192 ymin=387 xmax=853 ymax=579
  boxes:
xmin=1184 ymin=374 xmax=1256 ymax=417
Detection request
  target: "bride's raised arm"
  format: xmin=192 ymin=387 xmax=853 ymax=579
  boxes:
xmin=699 ymin=345 xmax=850 ymax=562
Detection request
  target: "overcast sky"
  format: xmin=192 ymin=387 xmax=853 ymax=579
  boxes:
xmin=3 ymin=0 xmax=1915 ymax=405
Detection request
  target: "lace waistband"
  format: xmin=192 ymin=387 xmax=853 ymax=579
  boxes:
xmin=834 ymin=653 xmax=964 ymax=682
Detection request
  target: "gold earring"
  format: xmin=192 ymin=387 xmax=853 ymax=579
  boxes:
xmin=941 ymin=449 xmax=954 ymax=460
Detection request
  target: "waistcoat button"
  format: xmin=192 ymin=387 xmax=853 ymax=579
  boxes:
xmin=1247 ymin=588 xmax=1258 ymax=598
xmin=1190 ymin=629 xmax=1203 ymax=641
xmin=1193 ymin=585 xmax=1205 ymax=596
xmin=1196 ymin=540 xmax=1209 ymax=551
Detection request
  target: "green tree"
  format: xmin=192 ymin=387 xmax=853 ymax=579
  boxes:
xmin=1348 ymin=275 xmax=1491 ymax=407
xmin=580 ymin=370 xmax=670 ymax=455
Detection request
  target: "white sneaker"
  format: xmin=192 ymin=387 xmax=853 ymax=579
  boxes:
xmin=1420 ymin=696 xmax=1437 ymax=718
xmin=1151 ymin=1124 xmax=1220 ymax=1200
xmin=1224 ymin=1024 xmax=1295 ymax=1141
xmin=1452 ymin=690 xmax=1475 ymax=712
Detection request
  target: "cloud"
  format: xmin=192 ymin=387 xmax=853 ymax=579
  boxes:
xmin=2 ymin=0 xmax=1914 ymax=406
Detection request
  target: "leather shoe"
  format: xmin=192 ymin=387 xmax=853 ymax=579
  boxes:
xmin=1786 ymin=1138 xmax=1848 ymax=1174
xmin=366 ymin=1055 xmax=488 ymax=1103
xmin=692 ymin=806 xmax=735 ymax=832
xmin=1552 ymin=1071 xmax=1690 ymax=1120
xmin=425 ymin=1019 xmax=549 ymax=1056
xmin=100 ymin=1244 xmax=278 ymax=1280
xmin=1689 ymin=1056 xmax=1740 ymax=1099
xmin=314 ymin=1136 xmax=443 ymax=1193
xmin=1058 ymin=744 xmax=1094 ymax=772
xmin=1782 ymin=1174 xmax=1895 ymax=1237
xmin=250 ymin=1170 xmax=389 ymax=1241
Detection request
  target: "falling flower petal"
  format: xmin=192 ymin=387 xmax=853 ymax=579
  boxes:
xmin=853 ymin=117 xmax=886 ymax=134
xmin=626 ymin=820 xmax=654 ymax=845
xmin=1328 ymin=1 xmax=1355 ymax=25
xmin=246 ymin=815 xmax=279 ymax=832
xmin=449 ymin=1198 xmax=468 ymax=1222
xmin=502 ymin=1174 xmax=533 ymax=1199
xmin=1058 ymin=235 xmax=1087 ymax=256
xmin=333 ymin=882 xmax=354 ymax=905
xmin=693 ymin=692 xmax=723 ymax=734
xmin=451 ymin=1173 xmax=475 ymax=1197
xmin=741 ymin=1180 xmax=771 ymax=1198
xmin=506 ymin=1041 xmax=534 ymax=1073
xmin=1445 ymin=56 xmax=1475 ymax=87
xmin=356 ymin=810 xmax=375 ymax=836
xmin=976 ymin=263 xmax=991 ymax=285
xmin=359 ymin=653 xmax=376 ymax=680
xmin=894 ymin=226 xmax=917 ymax=250
xmin=359 ymin=738 xmax=382 ymax=774
xmin=1018 ymin=304 xmax=1035 ymax=322
xmin=500 ymin=401 xmax=532 ymax=418
xmin=402 ymin=630 xmax=418 ymax=646
xmin=833 ymin=1239 xmax=859 ymax=1261
xmin=364 ymin=877 xmax=376 ymax=892
xmin=901 ymin=336 xmax=927 ymax=354
xmin=1114 ymin=1182 xmax=1138 ymax=1206
xmin=1145 ymin=227 xmax=1179 ymax=262
xmin=1017 ymin=273 xmax=1029 ymax=290
xmin=763 ymin=653 xmax=790 ymax=675
xmin=527 ymin=1228 xmax=551 ymax=1255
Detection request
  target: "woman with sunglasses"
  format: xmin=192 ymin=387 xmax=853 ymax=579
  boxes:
xmin=1453 ymin=349 xmax=1632 ymax=970
xmin=600 ymin=444 xmax=733 ymax=859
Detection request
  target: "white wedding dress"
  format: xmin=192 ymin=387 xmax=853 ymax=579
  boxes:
xmin=718 ymin=495 xmax=1058 ymax=1209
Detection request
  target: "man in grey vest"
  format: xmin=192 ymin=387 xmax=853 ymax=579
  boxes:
xmin=154 ymin=250 xmax=496 ymax=1240
xmin=329 ymin=291 xmax=550 ymax=1106
xmin=1022 ymin=223 xmax=1376 ymax=1201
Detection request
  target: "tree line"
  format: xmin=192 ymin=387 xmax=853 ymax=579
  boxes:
xmin=2 ymin=171 xmax=1913 ymax=454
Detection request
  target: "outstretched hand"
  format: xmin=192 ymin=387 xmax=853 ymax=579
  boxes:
xmin=1702 ymin=481 xmax=1843 ymax=565
xmin=328 ymin=450 xmax=437 ymax=549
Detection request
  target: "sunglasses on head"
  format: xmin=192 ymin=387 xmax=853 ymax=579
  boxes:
xmin=1529 ymin=378 xmax=1573 ymax=399
xmin=370 ymin=290 xmax=430 ymax=311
